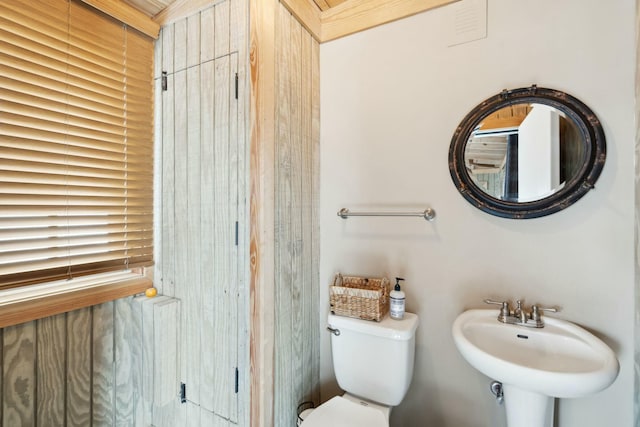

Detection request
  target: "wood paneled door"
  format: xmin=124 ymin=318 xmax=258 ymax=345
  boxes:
xmin=154 ymin=0 xmax=249 ymax=425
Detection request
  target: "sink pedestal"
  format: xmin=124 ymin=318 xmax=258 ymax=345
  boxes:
xmin=503 ymin=384 xmax=554 ymax=427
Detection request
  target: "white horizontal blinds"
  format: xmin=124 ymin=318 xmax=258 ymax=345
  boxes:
xmin=0 ymin=0 xmax=154 ymax=289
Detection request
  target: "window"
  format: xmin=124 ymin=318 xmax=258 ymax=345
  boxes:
xmin=0 ymin=0 xmax=154 ymax=290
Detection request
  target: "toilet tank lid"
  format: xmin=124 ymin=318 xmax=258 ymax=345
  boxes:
xmin=328 ymin=312 xmax=418 ymax=340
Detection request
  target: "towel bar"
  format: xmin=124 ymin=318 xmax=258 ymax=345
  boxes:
xmin=337 ymin=208 xmax=436 ymax=221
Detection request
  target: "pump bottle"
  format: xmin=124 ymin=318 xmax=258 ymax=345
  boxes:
xmin=390 ymin=277 xmax=406 ymax=320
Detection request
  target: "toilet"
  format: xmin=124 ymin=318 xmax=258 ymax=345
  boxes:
xmin=301 ymin=312 xmax=419 ymax=427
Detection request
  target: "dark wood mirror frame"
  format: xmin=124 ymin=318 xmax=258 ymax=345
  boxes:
xmin=448 ymin=86 xmax=606 ymax=219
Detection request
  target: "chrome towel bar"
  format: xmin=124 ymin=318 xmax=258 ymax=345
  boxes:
xmin=337 ymin=208 xmax=436 ymax=221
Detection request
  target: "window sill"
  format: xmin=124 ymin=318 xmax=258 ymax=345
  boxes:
xmin=0 ymin=271 xmax=152 ymax=328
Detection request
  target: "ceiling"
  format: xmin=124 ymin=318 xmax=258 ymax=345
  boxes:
xmin=310 ymin=0 xmax=347 ymax=10
xmin=122 ymin=0 xmax=347 ymax=18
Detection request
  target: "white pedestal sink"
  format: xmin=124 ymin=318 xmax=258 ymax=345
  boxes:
xmin=452 ymin=309 xmax=619 ymax=427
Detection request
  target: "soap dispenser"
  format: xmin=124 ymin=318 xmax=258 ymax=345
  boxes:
xmin=390 ymin=277 xmax=406 ymax=320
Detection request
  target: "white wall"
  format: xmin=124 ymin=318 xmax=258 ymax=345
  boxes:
xmin=319 ymin=1 xmax=635 ymax=426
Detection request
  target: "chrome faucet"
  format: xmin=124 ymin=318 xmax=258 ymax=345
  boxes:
xmin=484 ymin=299 xmax=558 ymax=328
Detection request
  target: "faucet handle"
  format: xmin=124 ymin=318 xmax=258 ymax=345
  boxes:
xmin=484 ymin=299 xmax=509 ymax=310
xmin=530 ymin=304 xmax=559 ymax=321
xmin=484 ymin=298 xmax=507 ymax=306
xmin=484 ymin=299 xmax=510 ymax=321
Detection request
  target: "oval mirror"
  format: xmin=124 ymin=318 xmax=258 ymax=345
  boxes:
xmin=448 ymin=86 xmax=606 ymax=219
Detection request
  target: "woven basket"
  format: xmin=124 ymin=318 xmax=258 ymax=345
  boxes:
xmin=329 ymin=273 xmax=390 ymax=322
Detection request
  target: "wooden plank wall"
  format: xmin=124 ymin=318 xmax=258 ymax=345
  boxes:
xmin=0 ymin=295 xmax=179 ymax=427
xmin=248 ymin=0 xmax=278 ymax=424
xmin=273 ymin=2 xmax=321 ymax=426
xmin=153 ymin=0 xmax=249 ymax=426
xmin=1 ymin=1 xmax=319 ymax=426
xmin=636 ymin=0 xmax=640 ymax=424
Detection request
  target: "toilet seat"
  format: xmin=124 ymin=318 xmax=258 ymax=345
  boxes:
xmin=301 ymin=396 xmax=387 ymax=427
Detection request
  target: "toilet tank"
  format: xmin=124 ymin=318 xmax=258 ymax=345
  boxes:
xmin=328 ymin=312 xmax=419 ymax=406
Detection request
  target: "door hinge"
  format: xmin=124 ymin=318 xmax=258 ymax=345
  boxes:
xmin=235 ymin=367 xmax=239 ymax=394
xmin=234 ymin=72 xmax=238 ymax=100
xmin=234 ymin=221 xmax=239 ymax=246
xmin=162 ymin=71 xmax=168 ymax=91
xmin=180 ymin=382 xmax=186 ymax=403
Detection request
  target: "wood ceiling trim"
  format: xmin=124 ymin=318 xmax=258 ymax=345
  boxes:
xmin=280 ymin=0 xmax=322 ymax=41
xmin=81 ymin=0 xmax=160 ymax=38
xmin=314 ymin=0 xmax=350 ymax=11
xmin=312 ymin=0 xmax=331 ymax=11
xmin=124 ymin=0 xmax=170 ymax=17
xmin=320 ymin=0 xmax=459 ymax=42
xmin=153 ymin=0 xmax=226 ymax=26
xmin=325 ymin=0 xmax=348 ymax=6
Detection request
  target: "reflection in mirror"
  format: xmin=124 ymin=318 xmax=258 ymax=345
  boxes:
xmin=464 ymin=103 xmax=584 ymax=202
xmin=448 ymin=86 xmax=606 ymax=219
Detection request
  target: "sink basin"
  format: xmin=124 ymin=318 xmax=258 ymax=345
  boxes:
xmin=452 ymin=309 xmax=619 ymax=398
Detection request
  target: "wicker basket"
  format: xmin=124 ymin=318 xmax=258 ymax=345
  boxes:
xmin=329 ymin=273 xmax=390 ymax=322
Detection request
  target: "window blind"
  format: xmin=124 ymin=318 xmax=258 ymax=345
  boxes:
xmin=0 ymin=0 xmax=154 ymax=289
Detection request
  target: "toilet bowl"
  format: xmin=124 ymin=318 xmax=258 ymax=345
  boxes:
xmin=301 ymin=312 xmax=419 ymax=427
